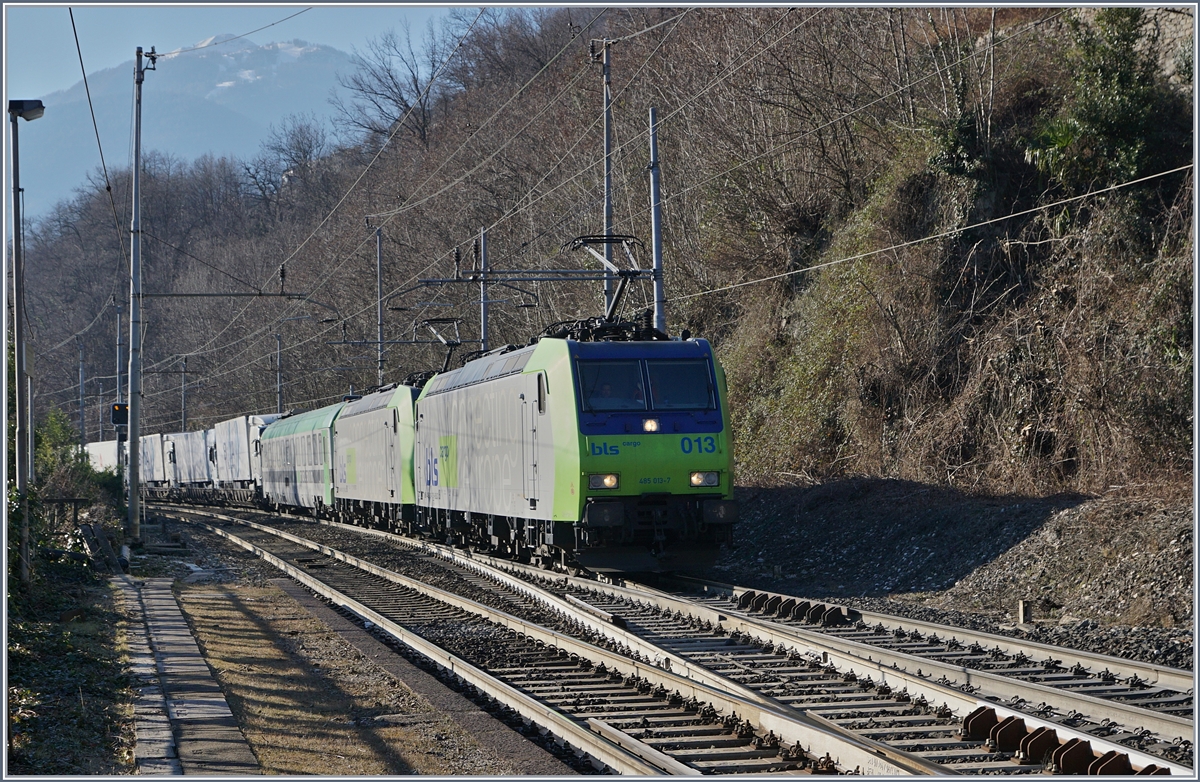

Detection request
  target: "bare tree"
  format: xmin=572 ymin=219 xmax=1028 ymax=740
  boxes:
xmin=332 ymin=23 xmax=450 ymax=148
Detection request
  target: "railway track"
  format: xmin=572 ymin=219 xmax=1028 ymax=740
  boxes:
xmin=156 ymin=506 xmax=941 ymax=775
xmin=664 ymin=576 xmax=1193 ymax=716
xmin=153 ymin=505 xmax=1192 ymax=775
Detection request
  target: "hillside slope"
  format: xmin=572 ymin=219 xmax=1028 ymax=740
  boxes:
xmin=702 ymin=479 xmax=1192 ymax=669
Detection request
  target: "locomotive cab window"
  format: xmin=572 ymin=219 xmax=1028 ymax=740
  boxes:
xmin=578 ymin=361 xmax=647 ymax=411
xmin=537 ymin=372 xmax=547 ymax=414
xmin=646 ymin=360 xmax=715 ymax=410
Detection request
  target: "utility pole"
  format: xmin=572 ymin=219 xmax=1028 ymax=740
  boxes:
xmin=128 ymin=46 xmax=156 ymax=544
xmin=180 ymin=356 xmax=187 ymax=430
xmin=275 ymin=335 xmax=282 ymax=414
xmin=115 ymin=301 xmax=123 ymax=405
xmin=26 ymin=375 xmax=34 ymax=483
xmin=479 ymin=227 xmax=489 ymax=352
xmin=10 ymin=97 xmax=45 ymax=585
xmin=601 ymin=40 xmax=614 ymax=311
xmin=376 ymin=226 xmax=384 ymax=386
xmin=648 ymin=107 xmax=666 ymax=333
xmin=78 ymin=337 xmax=86 ymax=445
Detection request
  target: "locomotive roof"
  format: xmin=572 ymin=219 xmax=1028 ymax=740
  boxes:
xmin=567 ymin=337 xmax=713 ymax=360
xmin=422 ymin=344 xmax=536 ymax=397
xmin=339 ymin=384 xmax=418 ymax=418
xmin=419 ymin=337 xmax=714 ymax=399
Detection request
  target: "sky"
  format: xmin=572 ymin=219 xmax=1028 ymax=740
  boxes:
xmin=3 ymin=4 xmax=457 ymax=100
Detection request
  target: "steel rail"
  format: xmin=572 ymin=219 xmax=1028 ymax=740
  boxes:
xmin=190 ymin=518 xmax=666 ymax=775
xmin=646 ymin=578 xmax=1196 ymax=738
xmin=375 ymin=528 xmax=1189 ymax=774
xmin=423 ymin=539 xmax=1194 ymax=745
xmin=159 ymin=507 xmax=944 ymax=775
xmin=669 ymin=576 xmax=1196 ymax=694
xmin=157 ymin=506 xmax=1192 ymax=775
xmin=552 ymin=576 xmax=1194 ymax=774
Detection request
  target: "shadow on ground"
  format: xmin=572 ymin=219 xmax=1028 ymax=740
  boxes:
xmin=695 ymin=477 xmax=1087 ymax=599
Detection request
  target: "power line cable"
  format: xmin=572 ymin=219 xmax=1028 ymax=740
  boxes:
xmin=136 ymin=7 xmax=661 ymax=379
xmin=177 ymin=9 xmax=488 ymax=360
xmin=69 ymin=7 xmax=129 ymax=269
xmin=669 ymin=164 xmax=1195 ymax=302
xmin=171 ymin=9 xmax=610 ymax=375
xmin=167 ymin=8 xmax=313 ymax=55
xmin=365 ymin=9 xmax=606 ymax=220
xmin=142 ymin=233 xmax=263 ymax=292
xmin=33 ymin=9 xmax=132 ymax=357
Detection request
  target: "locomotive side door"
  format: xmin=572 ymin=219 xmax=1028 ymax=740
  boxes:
xmin=522 ymin=375 xmax=539 ymax=507
xmin=385 ymin=408 xmax=398 ymax=498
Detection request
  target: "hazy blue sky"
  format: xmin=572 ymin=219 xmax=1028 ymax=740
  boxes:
xmin=4 ymin=4 xmax=456 ymax=100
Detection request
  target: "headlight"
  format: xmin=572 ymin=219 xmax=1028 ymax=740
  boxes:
xmin=589 ymin=473 xmax=620 ymax=490
xmin=643 ymin=418 xmax=660 ymax=433
xmin=690 ymin=471 xmax=719 ymax=487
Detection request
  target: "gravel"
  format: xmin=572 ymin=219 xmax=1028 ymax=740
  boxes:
xmin=698 ymin=479 xmax=1194 ymax=671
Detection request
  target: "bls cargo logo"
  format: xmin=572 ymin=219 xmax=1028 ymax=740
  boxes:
xmin=590 ymin=442 xmax=620 ymax=456
xmin=425 ymin=436 xmax=458 ymax=487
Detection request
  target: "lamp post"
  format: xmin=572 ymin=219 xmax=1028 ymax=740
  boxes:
xmin=9 ymin=98 xmax=44 ymax=585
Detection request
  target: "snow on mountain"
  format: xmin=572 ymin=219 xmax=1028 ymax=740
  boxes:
xmin=18 ymin=36 xmax=354 ymax=219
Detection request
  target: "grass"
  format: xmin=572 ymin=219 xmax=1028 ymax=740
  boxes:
xmin=6 ymin=560 xmax=136 ymax=774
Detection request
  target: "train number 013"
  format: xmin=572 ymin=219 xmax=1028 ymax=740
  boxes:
xmin=680 ymin=436 xmax=717 ymax=454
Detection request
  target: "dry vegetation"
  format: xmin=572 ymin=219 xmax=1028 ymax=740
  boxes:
xmin=21 ymin=7 xmax=1192 ymax=498
xmin=9 ymin=11 xmax=1192 ymax=770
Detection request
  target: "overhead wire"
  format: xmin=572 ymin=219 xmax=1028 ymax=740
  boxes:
xmin=136 ymin=8 xmax=783 ymax=402
xmin=669 ymin=164 xmax=1195 ymax=302
xmin=69 ymin=6 xmax=129 ymax=269
xmin=36 ymin=7 xmax=318 ymax=362
xmin=168 ymin=9 xmax=611 ymax=381
xmin=33 ymin=8 xmax=131 ymax=357
xmin=34 ymin=8 xmax=993 ymax=406
xmin=365 ymin=7 xmax=609 ymax=219
xmin=178 ymin=9 xmax=490 ymax=360
xmin=650 ymin=11 xmax=1066 ymax=217
xmin=71 ymin=11 xmax=1058 ymax=418
xmin=140 ymin=7 xmax=667 ymax=383
xmin=142 ymin=233 xmax=263 ymax=292
xmin=166 ymin=8 xmax=313 ymax=55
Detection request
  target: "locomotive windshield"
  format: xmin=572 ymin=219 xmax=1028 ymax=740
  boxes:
xmin=577 ymin=358 xmax=715 ymax=412
xmin=646 ymin=360 xmax=715 ymax=410
xmin=578 ymin=361 xmax=646 ymax=411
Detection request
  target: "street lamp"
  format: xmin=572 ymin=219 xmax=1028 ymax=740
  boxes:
xmin=9 ymin=98 xmax=44 ymax=585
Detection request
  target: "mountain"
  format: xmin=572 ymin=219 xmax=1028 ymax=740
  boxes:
xmin=17 ymin=35 xmax=354 ymax=219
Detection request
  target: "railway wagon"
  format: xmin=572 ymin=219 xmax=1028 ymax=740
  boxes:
xmin=166 ymin=430 xmax=212 ymax=487
xmin=332 ymin=384 xmax=420 ymax=527
xmin=85 ymin=440 xmax=123 ymax=474
xmin=261 ymin=401 xmax=343 ymax=511
xmin=213 ymin=414 xmax=279 ymax=503
xmin=139 ymin=433 xmax=170 ymax=488
xmin=415 ymin=337 xmax=737 ymax=570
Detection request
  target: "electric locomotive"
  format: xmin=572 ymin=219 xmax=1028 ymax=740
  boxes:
xmin=414 ymin=320 xmax=737 ymax=571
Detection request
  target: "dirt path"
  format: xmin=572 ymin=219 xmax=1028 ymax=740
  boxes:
xmin=175 ymin=580 xmax=520 ymax=775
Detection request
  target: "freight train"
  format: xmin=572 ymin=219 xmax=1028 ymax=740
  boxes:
xmin=87 ymin=318 xmax=738 ymax=572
